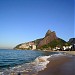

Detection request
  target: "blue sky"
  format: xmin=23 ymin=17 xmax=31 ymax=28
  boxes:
xmin=0 ymin=0 xmax=74 ymax=49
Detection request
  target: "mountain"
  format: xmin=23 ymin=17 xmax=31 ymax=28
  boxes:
xmin=37 ymin=30 xmax=57 ymax=48
xmin=39 ymin=38 xmax=66 ymax=50
xmin=68 ymin=38 xmax=75 ymax=44
xmin=14 ymin=30 xmax=67 ymax=50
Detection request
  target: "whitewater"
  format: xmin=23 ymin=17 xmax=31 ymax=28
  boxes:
xmin=0 ymin=49 xmax=65 ymax=75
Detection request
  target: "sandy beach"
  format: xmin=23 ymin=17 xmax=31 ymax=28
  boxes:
xmin=37 ymin=54 xmax=75 ymax=75
xmin=4 ymin=51 xmax=75 ymax=75
xmin=65 ymin=51 xmax=75 ymax=55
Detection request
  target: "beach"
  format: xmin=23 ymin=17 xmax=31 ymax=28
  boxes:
xmin=37 ymin=53 xmax=75 ymax=75
xmin=1 ymin=50 xmax=75 ymax=75
xmin=10 ymin=51 xmax=75 ymax=75
xmin=65 ymin=51 xmax=75 ymax=55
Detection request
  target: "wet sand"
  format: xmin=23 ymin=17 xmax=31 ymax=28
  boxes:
xmin=9 ymin=51 xmax=75 ymax=75
xmin=65 ymin=51 xmax=75 ymax=55
xmin=37 ymin=55 xmax=75 ymax=75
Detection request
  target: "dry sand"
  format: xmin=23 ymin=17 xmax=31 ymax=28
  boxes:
xmin=37 ymin=55 xmax=75 ymax=75
xmin=10 ymin=51 xmax=75 ymax=75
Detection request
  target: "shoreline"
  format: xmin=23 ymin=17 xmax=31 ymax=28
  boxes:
xmin=42 ymin=50 xmax=75 ymax=55
xmin=1 ymin=50 xmax=75 ymax=75
xmin=37 ymin=55 xmax=75 ymax=75
xmin=53 ymin=51 xmax=75 ymax=55
xmin=64 ymin=51 xmax=75 ymax=55
xmin=13 ymin=49 xmax=75 ymax=55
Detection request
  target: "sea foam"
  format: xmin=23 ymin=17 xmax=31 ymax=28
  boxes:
xmin=0 ymin=53 xmax=65 ymax=75
xmin=32 ymin=55 xmax=51 ymax=72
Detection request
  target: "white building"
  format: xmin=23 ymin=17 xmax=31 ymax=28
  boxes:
xmin=32 ymin=45 xmax=36 ymax=50
xmin=19 ymin=42 xmax=36 ymax=50
xmin=63 ymin=45 xmax=72 ymax=50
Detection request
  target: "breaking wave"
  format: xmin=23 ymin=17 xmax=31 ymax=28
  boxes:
xmin=0 ymin=53 xmax=65 ymax=75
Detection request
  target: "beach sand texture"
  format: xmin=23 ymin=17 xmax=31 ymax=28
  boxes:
xmin=37 ymin=55 xmax=75 ymax=75
xmin=9 ymin=52 xmax=75 ymax=75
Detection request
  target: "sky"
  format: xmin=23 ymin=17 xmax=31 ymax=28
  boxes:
xmin=0 ymin=0 xmax=74 ymax=49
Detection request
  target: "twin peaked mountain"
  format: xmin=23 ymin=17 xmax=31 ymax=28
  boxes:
xmin=37 ymin=30 xmax=57 ymax=48
xmin=14 ymin=30 xmax=67 ymax=50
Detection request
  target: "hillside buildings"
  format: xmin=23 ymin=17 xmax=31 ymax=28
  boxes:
xmin=18 ymin=42 xmax=36 ymax=50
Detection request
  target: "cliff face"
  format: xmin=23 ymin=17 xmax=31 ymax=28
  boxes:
xmin=37 ymin=30 xmax=57 ymax=48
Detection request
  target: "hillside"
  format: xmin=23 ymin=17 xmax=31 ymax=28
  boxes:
xmin=39 ymin=38 xmax=66 ymax=50
xmin=68 ymin=38 xmax=75 ymax=44
xmin=14 ymin=30 xmax=67 ymax=50
xmin=37 ymin=30 xmax=57 ymax=48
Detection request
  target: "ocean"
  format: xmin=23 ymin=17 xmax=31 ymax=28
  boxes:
xmin=0 ymin=49 xmax=64 ymax=75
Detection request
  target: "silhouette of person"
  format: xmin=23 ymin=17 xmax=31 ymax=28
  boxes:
xmin=18 ymin=72 xmax=21 ymax=75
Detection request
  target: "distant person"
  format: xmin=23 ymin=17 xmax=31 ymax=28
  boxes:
xmin=18 ymin=72 xmax=21 ymax=75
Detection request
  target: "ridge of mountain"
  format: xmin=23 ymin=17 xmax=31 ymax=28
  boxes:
xmin=14 ymin=30 xmax=71 ymax=50
xmin=68 ymin=38 xmax=75 ymax=44
xmin=37 ymin=30 xmax=57 ymax=48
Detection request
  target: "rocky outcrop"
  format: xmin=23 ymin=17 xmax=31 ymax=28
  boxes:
xmin=37 ymin=30 xmax=57 ymax=48
xmin=68 ymin=38 xmax=75 ymax=44
xmin=14 ymin=29 xmax=67 ymax=50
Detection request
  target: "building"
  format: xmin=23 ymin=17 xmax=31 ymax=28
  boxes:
xmin=32 ymin=45 xmax=36 ymax=50
xmin=19 ymin=42 xmax=36 ymax=50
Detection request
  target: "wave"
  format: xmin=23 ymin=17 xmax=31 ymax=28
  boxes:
xmin=0 ymin=53 xmax=65 ymax=75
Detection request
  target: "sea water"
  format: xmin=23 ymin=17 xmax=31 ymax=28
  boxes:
xmin=0 ymin=49 xmax=64 ymax=75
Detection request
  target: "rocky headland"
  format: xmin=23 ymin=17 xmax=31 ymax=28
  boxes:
xmin=14 ymin=30 xmax=75 ymax=51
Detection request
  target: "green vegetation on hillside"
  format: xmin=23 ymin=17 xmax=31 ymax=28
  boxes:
xmin=14 ymin=29 xmax=74 ymax=50
xmin=39 ymin=38 xmax=69 ymax=50
xmin=14 ymin=44 xmax=22 ymax=49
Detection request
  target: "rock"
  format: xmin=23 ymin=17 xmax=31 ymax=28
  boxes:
xmin=14 ymin=29 xmax=67 ymax=50
xmin=68 ymin=38 xmax=75 ymax=44
xmin=37 ymin=30 xmax=57 ymax=48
